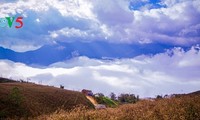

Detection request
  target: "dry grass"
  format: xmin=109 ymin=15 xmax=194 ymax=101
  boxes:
xmin=36 ymin=94 xmax=200 ymax=120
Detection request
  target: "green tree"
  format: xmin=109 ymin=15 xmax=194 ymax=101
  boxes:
xmin=118 ymin=93 xmax=138 ymax=103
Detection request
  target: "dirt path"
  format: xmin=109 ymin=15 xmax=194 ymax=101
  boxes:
xmin=86 ymin=95 xmax=98 ymax=105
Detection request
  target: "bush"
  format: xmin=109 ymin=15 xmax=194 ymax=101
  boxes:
xmin=7 ymin=87 xmax=29 ymax=118
xmin=8 ymin=87 xmax=24 ymax=106
xmin=118 ymin=93 xmax=138 ymax=103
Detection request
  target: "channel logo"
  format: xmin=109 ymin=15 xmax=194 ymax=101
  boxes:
xmin=0 ymin=16 xmax=23 ymax=29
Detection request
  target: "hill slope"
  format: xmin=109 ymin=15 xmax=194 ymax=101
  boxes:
xmin=0 ymin=77 xmax=17 ymax=83
xmin=37 ymin=91 xmax=200 ymax=120
xmin=0 ymin=81 xmax=94 ymax=118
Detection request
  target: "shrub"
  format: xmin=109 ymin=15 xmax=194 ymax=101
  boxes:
xmin=8 ymin=87 xmax=24 ymax=106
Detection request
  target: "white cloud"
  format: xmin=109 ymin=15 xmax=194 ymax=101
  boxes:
xmin=0 ymin=0 xmax=95 ymax=19
xmin=0 ymin=0 xmax=200 ymax=51
xmin=0 ymin=0 xmax=97 ymax=51
xmin=127 ymin=0 xmax=200 ymax=44
xmin=49 ymin=27 xmax=89 ymax=38
xmin=0 ymin=46 xmax=200 ymax=97
xmin=36 ymin=18 xmax=40 ymax=23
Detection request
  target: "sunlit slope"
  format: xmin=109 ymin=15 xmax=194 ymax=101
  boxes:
xmin=0 ymin=80 xmax=93 ymax=118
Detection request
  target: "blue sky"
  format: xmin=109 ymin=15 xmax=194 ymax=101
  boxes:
xmin=0 ymin=0 xmax=200 ymax=97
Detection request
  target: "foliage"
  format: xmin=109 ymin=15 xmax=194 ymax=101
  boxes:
xmin=95 ymin=96 xmax=104 ymax=104
xmin=118 ymin=93 xmax=139 ymax=103
xmin=8 ymin=87 xmax=24 ymax=106
xmin=110 ymin=92 xmax=117 ymax=101
xmin=0 ymin=87 xmax=28 ymax=118
xmin=156 ymin=95 xmax=163 ymax=99
xmin=95 ymin=95 xmax=118 ymax=107
xmin=102 ymin=97 xmax=118 ymax=107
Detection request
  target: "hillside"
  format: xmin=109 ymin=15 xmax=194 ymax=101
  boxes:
xmin=101 ymin=97 xmax=118 ymax=107
xmin=0 ymin=80 xmax=94 ymax=119
xmin=0 ymin=77 xmax=18 ymax=83
xmin=95 ymin=96 xmax=118 ymax=107
xmin=37 ymin=91 xmax=200 ymax=120
xmin=187 ymin=90 xmax=200 ymax=96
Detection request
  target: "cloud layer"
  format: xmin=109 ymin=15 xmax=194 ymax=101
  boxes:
xmin=1 ymin=45 xmax=200 ymax=97
xmin=0 ymin=0 xmax=200 ymax=51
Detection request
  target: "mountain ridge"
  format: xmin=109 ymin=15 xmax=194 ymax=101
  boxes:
xmin=0 ymin=41 xmax=181 ymax=66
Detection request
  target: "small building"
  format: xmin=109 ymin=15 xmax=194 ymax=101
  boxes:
xmin=82 ymin=89 xmax=93 ymax=96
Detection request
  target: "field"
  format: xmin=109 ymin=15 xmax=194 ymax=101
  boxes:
xmin=36 ymin=94 xmax=200 ymax=120
xmin=0 ymin=78 xmax=93 ymax=119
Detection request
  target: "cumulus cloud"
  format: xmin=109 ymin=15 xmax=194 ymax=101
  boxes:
xmin=126 ymin=0 xmax=200 ymax=44
xmin=91 ymin=0 xmax=133 ymax=26
xmin=0 ymin=45 xmax=200 ymax=97
xmin=50 ymin=0 xmax=200 ymax=44
xmin=0 ymin=0 xmax=200 ymax=51
xmin=0 ymin=0 xmax=96 ymax=51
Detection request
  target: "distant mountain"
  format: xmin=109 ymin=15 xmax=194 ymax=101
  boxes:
xmin=169 ymin=90 xmax=200 ymax=98
xmin=0 ymin=41 xmax=184 ymax=66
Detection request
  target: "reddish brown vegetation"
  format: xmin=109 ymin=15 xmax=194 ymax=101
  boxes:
xmin=0 ymin=82 xmax=93 ymax=119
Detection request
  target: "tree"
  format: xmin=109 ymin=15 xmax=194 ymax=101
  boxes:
xmin=94 ymin=93 xmax=105 ymax=104
xmin=136 ymin=95 xmax=140 ymax=101
xmin=118 ymin=93 xmax=138 ymax=103
xmin=110 ymin=92 xmax=117 ymax=101
xmin=156 ymin=95 xmax=163 ymax=99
